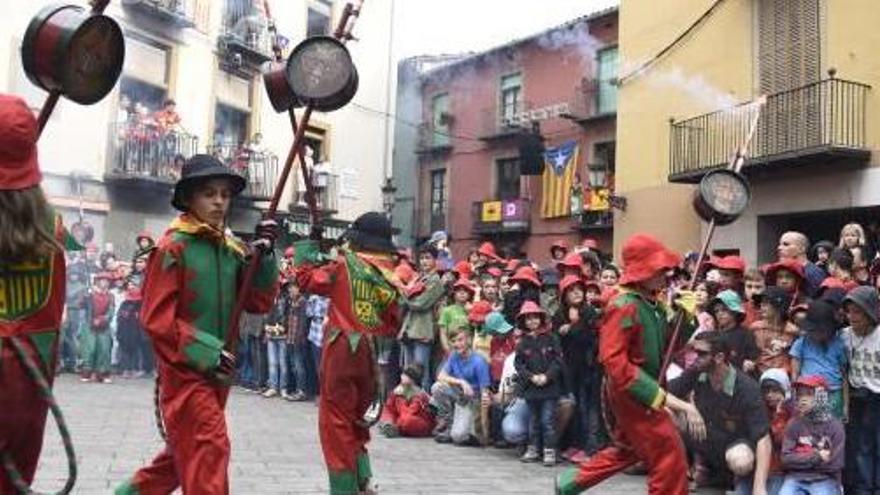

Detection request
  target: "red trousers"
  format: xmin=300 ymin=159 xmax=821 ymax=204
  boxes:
xmin=572 ymin=387 xmax=688 ymax=495
xmin=319 ymin=333 xmax=375 ymax=486
xmin=0 ymin=338 xmax=53 ymax=494
xmin=120 ymin=363 xmax=231 ymax=495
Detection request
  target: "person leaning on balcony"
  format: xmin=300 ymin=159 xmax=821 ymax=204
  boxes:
xmin=778 ymin=231 xmax=827 ymax=298
xmin=153 ymin=99 xmax=181 ymax=134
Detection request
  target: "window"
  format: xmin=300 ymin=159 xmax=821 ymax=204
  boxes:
xmin=214 ymin=103 xmax=250 ymax=147
xmin=307 ymin=0 xmax=332 ymax=38
xmin=500 ymin=73 xmax=522 ymax=124
xmin=758 ymin=0 xmax=820 ymax=94
xmin=430 ymin=169 xmax=447 ymax=216
xmin=431 ymin=93 xmax=450 ymax=146
xmin=591 ymin=141 xmax=616 ymax=189
xmin=596 ymin=47 xmax=618 ymax=115
xmin=496 ymin=158 xmax=521 ymax=200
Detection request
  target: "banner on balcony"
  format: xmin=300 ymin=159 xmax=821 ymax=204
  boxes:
xmin=481 ymin=201 xmax=503 ymax=222
xmin=540 ymin=140 xmax=579 ymax=218
xmin=587 ymin=187 xmax=611 ymax=211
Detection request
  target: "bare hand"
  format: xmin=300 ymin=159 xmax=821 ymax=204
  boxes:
xmin=461 ymin=381 xmax=474 ymax=398
xmin=558 ymin=324 xmax=571 ymax=336
xmin=819 ymin=449 xmax=831 ymax=463
xmin=743 ymin=360 xmax=756 ymax=373
xmin=685 ymin=403 xmax=706 ymax=442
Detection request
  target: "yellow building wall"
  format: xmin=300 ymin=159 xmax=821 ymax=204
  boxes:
xmin=615 ymin=0 xmax=755 ymax=255
xmin=825 ymin=0 xmax=880 ymax=166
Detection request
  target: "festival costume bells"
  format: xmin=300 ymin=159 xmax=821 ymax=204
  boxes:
xmin=294 ymin=212 xmax=403 ymax=495
xmin=557 ymin=234 xmax=690 ymax=495
xmin=0 ymin=94 xmax=78 ymax=494
xmin=116 ymin=155 xmax=278 ymax=495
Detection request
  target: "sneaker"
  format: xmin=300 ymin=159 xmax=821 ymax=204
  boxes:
xmin=262 ymin=389 xmax=278 ymax=398
xmin=431 ymin=419 xmax=449 ymax=437
xmin=287 ymin=390 xmax=308 ymax=402
xmin=101 ymin=376 xmax=113 ymax=384
xmin=434 ymin=433 xmax=452 ymax=444
xmin=379 ymin=422 xmax=400 ymax=438
xmin=520 ymin=446 xmax=540 ymax=463
xmin=281 ymin=391 xmax=293 ymax=400
xmin=80 ymin=375 xmax=92 ymax=383
xmin=543 ymin=448 xmax=557 ymax=466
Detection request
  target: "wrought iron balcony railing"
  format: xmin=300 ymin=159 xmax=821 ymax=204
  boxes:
xmin=669 ymin=77 xmax=871 ymax=182
xmin=208 ymin=142 xmax=279 ymax=200
xmin=123 ymin=0 xmax=199 ymax=28
xmin=106 ymin=121 xmax=198 ymax=182
xmin=219 ymin=0 xmax=272 ymax=64
xmin=290 ymin=173 xmax=340 ymax=213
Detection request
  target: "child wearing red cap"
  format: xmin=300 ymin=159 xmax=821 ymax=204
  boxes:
xmin=779 ymin=375 xmax=844 ymax=494
xmin=515 ymin=301 xmax=564 ymax=466
xmin=0 ymin=94 xmax=80 ymax=493
xmin=438 ymin=279 xmax=475 ymax=355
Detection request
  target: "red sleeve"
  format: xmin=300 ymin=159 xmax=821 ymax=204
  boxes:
xmin=295 ymin=259 xmax=341 ymax=297
xmin=380 ymin=394 xmax=400 ymax=423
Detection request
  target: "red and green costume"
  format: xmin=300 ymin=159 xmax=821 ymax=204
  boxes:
xmin=295 ymin=240 xmax=402 ymax=494
xmin=0 ymin=213 xmax=78 ymax=493
xmin=116 ymin=214 xmax=278 ymax=495
xmin=557 ymin=234 xmax=691 ymax=495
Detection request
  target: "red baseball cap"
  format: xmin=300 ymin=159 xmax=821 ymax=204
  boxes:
xmin=794 ymin=374 xmax=827 ymax=390
xmin=0 ymin=94 xmax=41 ymax=190
xmin=707 ymin=255 xmax=746 ymax=273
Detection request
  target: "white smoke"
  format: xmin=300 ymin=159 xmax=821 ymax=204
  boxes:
xmin=534 ymin=23 xmax=604 ymax=71
xmin=637 ymin=66 xmax=739 ymax=111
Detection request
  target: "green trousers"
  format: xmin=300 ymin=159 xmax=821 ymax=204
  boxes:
xmin=80 ymin=329 xmax=112 ymax=374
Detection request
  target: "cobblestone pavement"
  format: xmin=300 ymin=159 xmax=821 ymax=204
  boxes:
xmin=32 ymin=375 xmax=659 ymax=494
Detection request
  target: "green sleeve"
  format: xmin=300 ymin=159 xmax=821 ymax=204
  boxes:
xmin=182 ymin=329 xmax=224 ymax=373
xmin=405 ymin=276 xmax=446 ymax=312
xmin=253 ymin=250 xmax=278 ymax=289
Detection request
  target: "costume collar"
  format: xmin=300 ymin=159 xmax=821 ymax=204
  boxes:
xmin=170 ymin=214 xmax=246 ymax=257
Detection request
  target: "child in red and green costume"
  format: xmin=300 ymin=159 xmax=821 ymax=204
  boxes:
xmin=116 ymin=154 xmax=279 ymax=495
xmin=80 ymin=271 xmax=116 ymax=383
xmin=294 ymin=212 xmax=403 ymax=495
xmin=556 ymin=234 xmax=703 ymax=495
xmin=0 ymin=94 xmax=80 ymax=493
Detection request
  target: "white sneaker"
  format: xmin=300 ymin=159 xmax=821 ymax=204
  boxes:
xmin=281 ymin=391 xmax=293 ymax=400
xmin=262 ymin=388 xmax=278 ymax=398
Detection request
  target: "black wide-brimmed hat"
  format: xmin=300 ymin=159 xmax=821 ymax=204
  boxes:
xmin=343 ymin=211 xmax=396 ymax=253
xmin=171 ymin=154 xmax=246 ymax=211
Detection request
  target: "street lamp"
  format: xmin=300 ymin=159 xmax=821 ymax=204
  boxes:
xmin=588 ymin=162 xmax=607 ymax=188
xmin=381 ymin=177 xmax=397 ymax=219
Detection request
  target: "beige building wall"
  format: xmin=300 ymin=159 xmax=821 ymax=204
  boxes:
xmin=617 ymin=0 xmax=880 ymax=264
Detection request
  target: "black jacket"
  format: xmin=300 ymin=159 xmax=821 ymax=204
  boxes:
xmin=552 ymin=303 xmax=599 ymax=392
xmin=514 ymin=331 xmax=564 ymax=401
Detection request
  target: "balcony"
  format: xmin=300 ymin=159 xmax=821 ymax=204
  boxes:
xmin=472 ymin=198 xmax=530 ymax=235
xmin=669 ymin=77 xmax=871 ymax=183
xmin=208 ymin=143 xmax=279 ymax=201
xmin=105 ymin=121 xmax=198 ymax=188
xmin=290 ymin=173 xmax=340 ymax=215
xmin=416 ymin=122 xmax=453 ymax=155
xmin=560 ymin=78 xmax=617 ymax=126
xmin=123 ymin=0 xmax=198 ymax=28
xmin=479 ymin=102 xmax=533 ymax=141
xmin=576 ymin=210 xmax=613 ymax=232
xmin=218 ymin=0 xmax=272 ymax=70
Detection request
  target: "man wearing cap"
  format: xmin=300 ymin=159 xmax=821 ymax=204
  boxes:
xmin=293 ymin=212 xmax=403 ymax=495
xmin=841 ymin=286 xmax=880 ymax=493
xmin=667 ymin=332 xmax=773 ymax=493
xmin=556 ymin=234 xmax=705 ymax=495
xmin=0 ymin=94 xmax=81 ymax=494
xmin=116 ymin=154 xmax=279 ymax=494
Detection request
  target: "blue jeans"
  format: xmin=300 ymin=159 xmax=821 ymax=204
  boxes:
xmin=402 ymin=340 xmax=433 ymax=391
xmin=311 ymin=342 xmax=322 ymax=395
xmin=237 ymin=335 xmax=255 ymax=387
xmin=62 ymin=309 xmax=86 ymax=370
xmin=735 ymin=474 xmax=785 ymax=495
xmin=502 ymin=398 xmax=530 ymax=445
xmin=288 ymin=341 xmax=310 ymax=394
xmin=779 ymin=477 xmax=840 ymax=495
xmin=527 ymin=398 xmax=558 ymax=450
xmin=266 ymin=339 xmax=288 ymax=391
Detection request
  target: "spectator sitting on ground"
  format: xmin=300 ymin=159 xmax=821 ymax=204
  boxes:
xmin=779 ymin=375 xmax=845 ymax=495
xmin=789 ymin=300 xmax=847 ymax=419
xmin=759 ymin=368 xmax=796 ymax=495
xmin=667 ymin=332 xmax=772 ymax=493
xmin=431 ymin=327 xmax=491 ymax=446
xmin=378 ymin=364 xmax=435 ymax=439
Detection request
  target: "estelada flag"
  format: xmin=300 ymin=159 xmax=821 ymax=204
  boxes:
xmin=540 ymin=140 xmax=579 ymax=218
